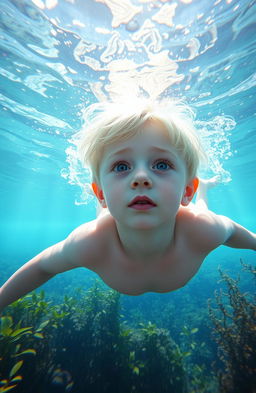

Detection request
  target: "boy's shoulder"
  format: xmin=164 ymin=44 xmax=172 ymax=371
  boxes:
xmin=177 ymin=206 xmax=232 ymax=253
xmin=65 ymin=214 xmax=116 ymax=268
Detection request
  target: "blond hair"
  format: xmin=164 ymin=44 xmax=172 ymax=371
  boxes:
xmin=77 ymin=98 xmax=205 ymax=185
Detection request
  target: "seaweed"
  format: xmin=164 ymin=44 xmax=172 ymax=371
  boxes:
xmin=119 ymin=321 xmax=186 ymax=393
xmin=0 ymin=316 xmax=33 ymax=392
xmin=208 ymin=260 xmax=256 ymax=393
xmin=0 ymin=291 xmax=72 ymax=393
xmin=4 ymin=260 xmax=254 ymax=393
xmin=0 ymin=282 xmax=187 ymax=393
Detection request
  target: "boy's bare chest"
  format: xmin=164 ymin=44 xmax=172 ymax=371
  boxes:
xmin=84 ymin=214 xmax=207 ymax=295
xmin=95 ymin=240 xmax=205 ymax=295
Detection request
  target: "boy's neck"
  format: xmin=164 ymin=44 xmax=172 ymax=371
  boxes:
xmin=115 ymin=220 xmax=176 ymax=264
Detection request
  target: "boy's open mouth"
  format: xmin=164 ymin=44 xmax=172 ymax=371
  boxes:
xmin=128 ymin=196 xmax=156 ymax=208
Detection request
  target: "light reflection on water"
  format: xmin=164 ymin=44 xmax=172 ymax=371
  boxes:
xmin=0 ymin=0 xmax=255 ymax=212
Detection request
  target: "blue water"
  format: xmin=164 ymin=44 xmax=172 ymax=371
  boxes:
xmin=1 ymin=0 xmax=255 ymax=277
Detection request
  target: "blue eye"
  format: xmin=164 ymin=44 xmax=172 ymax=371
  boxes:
xmin=153 ymin=160 xmax=172 ymax=170
xmin=113 ymin=162 xmax=130 ymax=172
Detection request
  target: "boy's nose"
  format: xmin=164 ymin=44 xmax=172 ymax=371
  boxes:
xmin=130 ymin=172 xmax=152 ymax=189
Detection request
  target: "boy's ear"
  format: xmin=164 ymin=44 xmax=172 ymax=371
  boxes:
xmin=181 ymin=177 xmax=199 ymax=206
xmin=92 ymin=182 xmax=107 ymax=208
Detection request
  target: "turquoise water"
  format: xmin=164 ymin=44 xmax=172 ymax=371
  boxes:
xmin=0 ymin=1 xmax=255 ymax=392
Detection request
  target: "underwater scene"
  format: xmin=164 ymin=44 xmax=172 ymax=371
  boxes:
xmin=0 ymin=0 xmax=255 ymax=392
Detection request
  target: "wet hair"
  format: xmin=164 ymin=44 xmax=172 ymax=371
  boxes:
xmin=77 ymin=97 xmax=206 ymax=185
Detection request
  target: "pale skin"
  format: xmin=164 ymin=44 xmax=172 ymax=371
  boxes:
xmin=0 ymin=124 xmax=255 ymax=311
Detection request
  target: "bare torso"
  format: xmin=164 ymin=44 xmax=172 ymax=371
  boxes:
xmin=73 ymin=207 xmax=216 ymax=295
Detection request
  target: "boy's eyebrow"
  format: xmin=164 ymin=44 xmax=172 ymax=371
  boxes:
xmin=110 ymin=147 xmax=132 ymax=157
xmin=109 ymin=146 xmax=174 ymax=158
xmin=150 ymin=146 xmax=174 ymax=154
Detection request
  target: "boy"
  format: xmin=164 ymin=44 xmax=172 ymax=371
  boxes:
xmin=0 ymin=98 xmax=255 ymax=310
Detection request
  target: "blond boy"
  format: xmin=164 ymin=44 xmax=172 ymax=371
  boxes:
xmin=0 ymin=99 xmax=255 ymax=310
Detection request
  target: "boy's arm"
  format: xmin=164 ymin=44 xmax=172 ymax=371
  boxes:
xmin=189 ymin=210 xmax=256 ymax=253
xmin=0 ymin=236 xmax=82 ymax=312
xmin=220 ymin=215 xmax=256 ymax=250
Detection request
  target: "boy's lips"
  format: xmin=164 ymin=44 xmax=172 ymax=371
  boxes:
xmin=128 ymin=196 xmax=157 ymax=209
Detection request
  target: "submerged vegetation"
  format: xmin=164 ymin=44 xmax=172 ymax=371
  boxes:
xmin=208 ymin=260 xmax=256 ymax=393
xmin=0 ymin=261 xmax=255 ymax=393
xmin=0 ymin=284 xmax=186 ymax=393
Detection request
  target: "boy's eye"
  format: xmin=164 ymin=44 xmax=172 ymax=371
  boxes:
xmin=153 ymin=160 xmax=172 ymax=171
xmin=112 ymin=161 xmax=130 ymax=172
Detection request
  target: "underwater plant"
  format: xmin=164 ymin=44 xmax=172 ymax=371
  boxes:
xmin=0 ymin=315 xmax=36 ymax=392
xmin=0 ymin=291 xmax=73 ymax=393
xmin=0 ymin=359 xmax=23 ymax=393
xmin=125 ymin=321 xmax=186 ymax=393
xmin=208 ymin=260 xmax=256 ymax=393
xmin=51 ymin=283 xmax=189 ymax=393
xmin=1 ymin=282 xmax=190 ymax=393
xmin=51 ymin=283 xmax=123 ymax=393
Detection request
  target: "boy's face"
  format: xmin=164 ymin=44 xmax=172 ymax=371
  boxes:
xmin=94 ymin=122 xmax=197 ymax=229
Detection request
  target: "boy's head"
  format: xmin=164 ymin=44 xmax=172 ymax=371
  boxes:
xmin=78 ymin=98 xmax=205 ymax=189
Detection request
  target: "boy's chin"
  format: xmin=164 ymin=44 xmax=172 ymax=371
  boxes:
xmin=122 ymin=216 xmax=163 ymax=230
